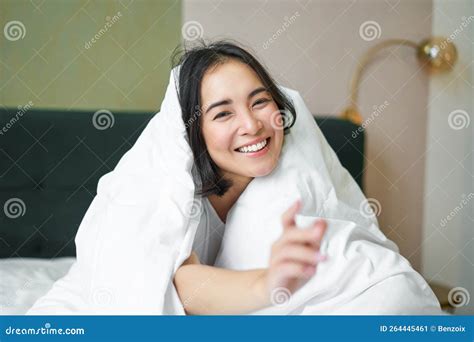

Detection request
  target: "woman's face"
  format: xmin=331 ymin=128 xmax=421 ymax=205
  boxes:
xmin=200 ymin=60 xmax=284 ymax=186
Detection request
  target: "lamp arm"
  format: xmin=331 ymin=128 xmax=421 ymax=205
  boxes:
xmin=342 ymin=36 xmax=457 ymax=125
xmin=349 ymin=39 xmax=418 ymax=110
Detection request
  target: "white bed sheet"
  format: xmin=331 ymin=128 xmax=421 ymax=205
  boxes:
xmin=0 ymin=257 xmax=75 ymax=315
xmin=0 ymin=257 xmax=451 ymax=315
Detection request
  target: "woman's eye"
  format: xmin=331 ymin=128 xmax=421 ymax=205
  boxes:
xmin=214 ymin=111 xmax=231 ymax=120
xmin=253 ymin=98 xmax=270 ymax=107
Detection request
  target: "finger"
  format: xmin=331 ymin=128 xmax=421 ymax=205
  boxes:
xmin=281 ymin=199 xmax=302 ymax=230
xmin=271 ymin=244 xmax=321 ymax=266
xmin=312 ymin=219 xmax=328 ymax=242
xmin=282 ymin=221 xmax=327 ymax=247
xmin=282 ymin=226 xmax=320 ymax=247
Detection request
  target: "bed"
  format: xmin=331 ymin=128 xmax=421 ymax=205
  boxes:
xmin=0 ymin=257 xmax=74 ymax=314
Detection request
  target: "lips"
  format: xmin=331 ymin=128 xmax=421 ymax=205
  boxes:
xmin=234 ymin=137 xmax=270 ymax=151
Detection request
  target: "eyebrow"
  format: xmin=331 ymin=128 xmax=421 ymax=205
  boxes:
xmin=204 ymin=87 xmax=268 ymax=114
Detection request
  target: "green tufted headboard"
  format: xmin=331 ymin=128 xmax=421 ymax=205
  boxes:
xmin=0 ymin=108 xmax=364 ymax=258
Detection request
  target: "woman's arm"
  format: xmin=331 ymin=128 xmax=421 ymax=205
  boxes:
xmin=174 ymin=200 xmax=328 ymax=315
xmin=174 ymin=259 xmax=269 ymax=315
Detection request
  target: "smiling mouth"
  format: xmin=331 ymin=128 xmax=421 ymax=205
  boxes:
xmin=234 ymin=137 xmax=271 ymax=154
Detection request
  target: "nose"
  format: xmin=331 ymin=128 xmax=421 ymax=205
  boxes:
xmin=238 ymin=109 xmax=263 ymax=136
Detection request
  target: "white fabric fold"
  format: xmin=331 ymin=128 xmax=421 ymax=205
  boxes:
xmin=27 ymin=67 xmax=441 ymax=315
xmin=28 ymin=67 xmax=196 ymax=314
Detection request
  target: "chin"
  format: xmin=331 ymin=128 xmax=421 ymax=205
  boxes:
xmin=248 ymin=162 xmax=278 ymax=178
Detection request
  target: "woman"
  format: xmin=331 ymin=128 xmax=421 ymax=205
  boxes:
xmin=172 ymin=41 xmax=329 ymax=314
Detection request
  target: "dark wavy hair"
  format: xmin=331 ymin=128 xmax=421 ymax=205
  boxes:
xmin=172 ymin=40 xmax=296 ymax=197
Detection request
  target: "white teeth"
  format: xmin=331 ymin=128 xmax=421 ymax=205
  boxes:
xmin=238 ymin=138 xmax=268 ymax=153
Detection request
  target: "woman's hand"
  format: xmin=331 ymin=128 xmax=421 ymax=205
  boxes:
xmin=173 ymin=202 xmax=327 ymax=314
xmin=264 ymin=199 xmax=328 ymax=305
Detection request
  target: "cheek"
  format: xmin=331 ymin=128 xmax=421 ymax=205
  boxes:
xmin=202 ymin=125 xmax=234 ymax=158
xmin=269 ymin=130 xmax=284 ymax=165
xmin=273 ymin=129 xmax=284 ymax=150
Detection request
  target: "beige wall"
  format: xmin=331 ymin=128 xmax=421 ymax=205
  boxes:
xmin=1 ymin=0 xmax=182 ymax=111
xmin=183 ymin=0 xmax=434 ymax=271
xmin=423 ymin=0 xmax=473 ymax=314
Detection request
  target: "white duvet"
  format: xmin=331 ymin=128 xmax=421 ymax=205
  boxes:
xmin=25 ymin=67 xmax=442 ymax=315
